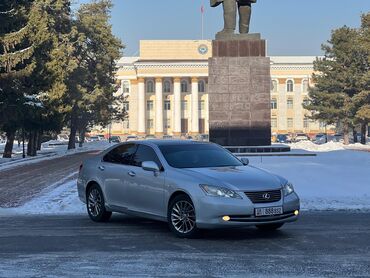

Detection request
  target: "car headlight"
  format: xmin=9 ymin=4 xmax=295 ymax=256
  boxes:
xmin=283 ymin=182 xmax=294 ymax=196
xmin=200 ymin=184 xmax=242 ymax=199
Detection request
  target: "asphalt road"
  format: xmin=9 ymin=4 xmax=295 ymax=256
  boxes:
xmin=0 ymin=212 xmax=369 ymax=277
xmin=0 ymin=151 xmax=98 ymax=208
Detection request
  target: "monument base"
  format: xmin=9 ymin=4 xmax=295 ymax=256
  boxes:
xmin=208 ymin=38 xmax=271 ymax=147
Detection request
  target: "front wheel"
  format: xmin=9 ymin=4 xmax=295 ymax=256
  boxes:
xmin=256 ymin=223 xmax=284 ymax=231
xmin=86 ymin=184 xmax=112 ymax=222
xmin=168 ymin=194 xmax=199 ymax=238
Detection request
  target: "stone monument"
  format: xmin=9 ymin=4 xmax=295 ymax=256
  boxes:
xmin=209 ymin=0 xmax=271 ymax=146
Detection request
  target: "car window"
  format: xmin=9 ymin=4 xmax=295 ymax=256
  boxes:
xmin=131 ymin=144 xmax=162 ymax=168
xmin=103 ymin=144 xmax=137 ymax=165
xmin=159 ymin=144 xmax=243 ymax=168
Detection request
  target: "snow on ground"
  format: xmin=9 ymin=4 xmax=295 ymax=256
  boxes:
xmin=288 ymin=140 xmax=370 ymax=152
xmin=0 ymin=141 xmax=111 ymax=171
xmin=1 ymin=148 xmax=369 ymax=216
xmin=0 ymin=173 xmax=85 ymax=216
xmin=249 ymin=150 xmax=370 ymax=210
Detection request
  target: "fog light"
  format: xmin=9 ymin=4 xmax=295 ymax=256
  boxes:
xmin=222 ymin=216 xmax=230 ymax=221
xmin=294 ymin=210 xmax=299 ymax=216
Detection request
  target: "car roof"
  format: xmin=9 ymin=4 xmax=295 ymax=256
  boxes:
xmin=134 ymin=139 xmax=212 ymax=147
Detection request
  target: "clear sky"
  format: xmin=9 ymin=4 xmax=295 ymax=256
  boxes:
xmin=75 ymin=0 xmax=370 ymax=57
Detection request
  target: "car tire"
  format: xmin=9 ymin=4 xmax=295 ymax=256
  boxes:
xmin=256 ymin=223 xmax=284 ymax=231
xmin=86 ymin=184 xmax=112 ymax=222
xmin=168 ymin=194 xmax=199 ymax=238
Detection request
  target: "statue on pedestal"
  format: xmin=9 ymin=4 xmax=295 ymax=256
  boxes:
xmin=211 ymin=0 xmax=257 ymax=39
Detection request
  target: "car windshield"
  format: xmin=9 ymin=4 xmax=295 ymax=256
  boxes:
xmin=277 ymin=135 xmax=287 ymax=139
xmin=159 ymin=144 xmax=243 ymax=168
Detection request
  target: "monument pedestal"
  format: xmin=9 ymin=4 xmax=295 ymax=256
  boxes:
xmin=208 ymin=38 xmax=271 ymax=146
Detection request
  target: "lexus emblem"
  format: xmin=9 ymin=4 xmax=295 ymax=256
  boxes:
xmin=262 ymin=193 xmax=271 ymax=200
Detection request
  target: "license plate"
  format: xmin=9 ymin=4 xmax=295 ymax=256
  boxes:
xmin=255 ymin=207 xmax=283 ymax=217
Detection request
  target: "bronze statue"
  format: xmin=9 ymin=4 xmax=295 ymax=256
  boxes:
xmin=211 ymin=0 xmax=256 ymax=37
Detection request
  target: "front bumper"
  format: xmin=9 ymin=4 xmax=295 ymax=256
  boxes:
xmin=194 ymin=192 xmax=300 ymax=229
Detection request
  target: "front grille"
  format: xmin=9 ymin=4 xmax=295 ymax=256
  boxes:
xmin=245 ymin=190 xmax=281 ymax=203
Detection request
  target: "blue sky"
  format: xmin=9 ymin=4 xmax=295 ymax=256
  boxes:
xmin=75 ymin=0 xmax=370 ymax=56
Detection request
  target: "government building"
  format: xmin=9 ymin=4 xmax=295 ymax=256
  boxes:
xmin=100 ymin=40 xmax=325 ymax=137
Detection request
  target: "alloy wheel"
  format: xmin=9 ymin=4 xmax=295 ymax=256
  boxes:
xmin=170 ymin=200 xmax=196 ymax=234
xmin=88 ymin=188 xmax=103 ymax=217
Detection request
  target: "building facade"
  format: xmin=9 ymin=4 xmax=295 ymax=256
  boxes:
xmin=100 ymin=40 xmax=326 ymax=137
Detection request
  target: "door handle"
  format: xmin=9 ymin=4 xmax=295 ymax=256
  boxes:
xmin=128 ymin=171 xmax=136 ymax=177
xmin=98 ymin=166 xmax=105 ymax=171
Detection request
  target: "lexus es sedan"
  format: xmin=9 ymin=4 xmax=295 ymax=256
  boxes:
xmin=77 ymin=140 xmax=300 ymax=238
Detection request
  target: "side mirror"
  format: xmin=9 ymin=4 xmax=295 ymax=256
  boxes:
xmin=241 ymin=157 xmax=249 ymax=166
xmin=142 ymin=161 xmax=160 ymax=172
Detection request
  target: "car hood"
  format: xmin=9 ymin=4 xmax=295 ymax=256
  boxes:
xmin=183 ymin=166 xmax=285 ymax=191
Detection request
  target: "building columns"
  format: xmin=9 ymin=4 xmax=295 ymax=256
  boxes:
xmin=173 ymin=77 xmax=182 ymax=136
xmin=191 ymin=77 xmax=199 ymax=135
xmin=137 ymin=78 xmax=146 ymax=135
xmin=155 ymin=78 xmax=164 ymax=136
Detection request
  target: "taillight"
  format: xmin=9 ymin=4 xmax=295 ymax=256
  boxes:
xmin=79 ymin=164 xmax=83 ymax=173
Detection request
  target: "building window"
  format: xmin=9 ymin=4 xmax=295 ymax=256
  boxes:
xmin=164 ymin=100 xmax=171 ymax=111
xmin=147 ymin=100 xmax=154 ymax=111
xmin=147 ymin=119 xmax=154 ymax=129
xmin=271 ymin=98 xmax=278 ymax=110
xmin=198 ymin=80 xmax=206 ymax=93
xmin=287 ymin=98 xmax=294 ymax=109
xmin=181 ymin=100 xmax=188 ymax=111
xmin=302 ymin=79 xmax=309 ymax=92
xmin=303 ymin=118 xmax=309 ymax=129
xmin=123 ymin=120 xmax=129 ymax=129
xmin=271 ymin=118 xmax=277 ymax=128
xmin=164 ymin=81 xmax=171 ymax=93
xmin=122 ymin=81 xmax=130 ymax=93
xmin=199 ymin=100 xmax=205 ymax=111
xmin=146 ymin=80 xmax=154 ymax=93
xmin=271 ymin=80 xmax=278 ymax=92
xmin=165 ymin=119 xmax=171 ymax=129
xmin=287 ymin=118 xmax=293 ymax=128
xmin=123 ymin=101 xmax=129 ymax=112
xmin=319 ymin=121 xmax=326 ymax=128
xmin=287 ymin=80 xmax=294 ymax=92
xmin=181 ymin=80 xmax=188 ymax=93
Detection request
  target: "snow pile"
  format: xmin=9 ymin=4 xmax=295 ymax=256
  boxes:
xmin=289 ymin=141 xmax=345 ymax=152
xmin=289 ymin=140 xmax=370 ymax=152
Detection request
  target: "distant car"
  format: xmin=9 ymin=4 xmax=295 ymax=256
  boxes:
xmin=314 ymin=134 xmax=327 ymax=144
xmin=88 ymin=136 xmax=100 ymax=142
xmin=78 ymin=140 xmax=300 ymax=238
xmin=126 ymin=135 xmax=138 ymax=142
xmin=145 ymin=135 xmax=156 ymax=140
xmin=276 ymin=134 xmax=290 ymax=143
xmin=97 ymin=135 xmax=106 ymax=141
xmin=330 ymin=134 xmax=344 ymax=143
xmin=162 ymin=135 xmax=173 ymax=140
xmin=196 ymin=134 xmax=209 ymax=142
xmin=109 ymin=136 xmax=121 ymax=143
xmin=294 ymin=133 xmax=310 ymax=142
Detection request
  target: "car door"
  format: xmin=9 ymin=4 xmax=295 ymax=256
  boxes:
xmin=100 ymin=144 xmax=137 ymax=208
xmin=124 ymin=144 xmax=166 ymax=217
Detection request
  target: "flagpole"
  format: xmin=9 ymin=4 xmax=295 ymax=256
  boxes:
xmin=201 ymin=3 xmax=204 ymax=40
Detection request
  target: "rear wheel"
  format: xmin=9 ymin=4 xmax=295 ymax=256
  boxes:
xmin=256 ymin=223 xmax=284 ymax=231
xmin=168 ymin=194 xmax=199 ymax=238
xmin=86 ymin=184 xmax=112 ymax=222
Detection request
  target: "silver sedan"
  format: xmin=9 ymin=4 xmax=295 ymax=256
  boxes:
xmin=77 ymin=140 xmax=300 ymax=238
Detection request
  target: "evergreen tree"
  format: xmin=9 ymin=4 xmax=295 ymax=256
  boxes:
xmin=304 ymin=24 xmax=369 ymax=145
xmin=66 ymin=0 xmax=123 ymax=149
xmin=0 ymin=0 xmax=34 ymax=158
